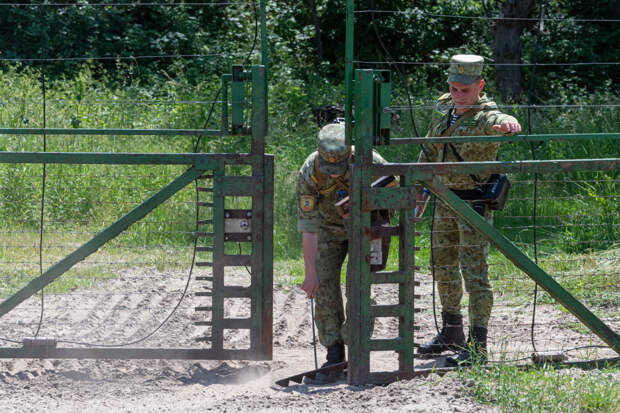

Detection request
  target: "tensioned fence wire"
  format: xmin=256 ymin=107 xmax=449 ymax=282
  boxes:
xmin=357 ymin=2 xmax=619 ymax=364
xmin=0 ymin=1 xmax=259 ymax=350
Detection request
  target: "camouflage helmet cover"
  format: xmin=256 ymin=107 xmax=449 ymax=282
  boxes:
xmin=317 ymin=123 xmax=351 ymax=175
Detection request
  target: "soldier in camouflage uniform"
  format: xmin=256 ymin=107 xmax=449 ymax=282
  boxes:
xmin=297 ymin=123 xmax=390 ymax=381
xmin=416 ymin=55 xmax=521 ymax=365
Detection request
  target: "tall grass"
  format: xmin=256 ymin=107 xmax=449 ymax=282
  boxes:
xmin=0 ymin=65 xmax=618 ymax=269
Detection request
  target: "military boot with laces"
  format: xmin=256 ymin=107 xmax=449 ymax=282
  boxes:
xmin=304 ymin=342 xmax=346 ymax=384
xmin=446 ymin=326 xmax=488 ymax=366
xmin=417 ymin=312 xmax=465 ymax=356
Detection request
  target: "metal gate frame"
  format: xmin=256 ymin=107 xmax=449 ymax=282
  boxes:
xmin=346 ymin=67 xmax=620 ymax=384
xmin=344 ymin=0 xmax=619 ymax=385
xmin=0 ymin=1 xmax=273 ymax=360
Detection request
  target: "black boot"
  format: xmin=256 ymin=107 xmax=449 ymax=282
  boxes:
xmin=417 ymin=313 xmax=465 ymax=356
xmin=446 ymin=326 xmax=488 ymax=366
xmin=304 ymin=343 xmax=346 ymax=385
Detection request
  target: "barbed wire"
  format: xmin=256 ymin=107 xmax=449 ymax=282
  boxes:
xmin=0 ymin=99 xmax=225 ymax=106
xmin=389 ymin=104 xmax=620 ymax=110
xmin=354 ymin=60 xmax=620 ymax=67
xmin=0 ymin=2 xmax=256 ymax=7
xmin=0 ymin=53 xmax=226 ymax=62
xmin=354 ymin=9 xmax=620 ymax=23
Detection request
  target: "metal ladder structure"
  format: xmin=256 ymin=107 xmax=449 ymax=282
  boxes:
xmin=343 ymin=0 xmax=620 ymax=385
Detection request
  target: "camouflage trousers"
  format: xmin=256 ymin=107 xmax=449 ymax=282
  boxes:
xmin=431 ymin=201 xmax=494 ymax=328
xmin=314 ymin=233 xmax=349 ymax=347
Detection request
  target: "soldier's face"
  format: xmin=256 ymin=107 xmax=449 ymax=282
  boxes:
xmin=449 ymin=79 xmax=484 ymax=110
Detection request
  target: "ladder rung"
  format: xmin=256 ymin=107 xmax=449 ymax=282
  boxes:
xmin=195 ymin=291 xmax=213 ymax=297
xmin=195 ymin=306 xmax=213 ymax=311
xmin=370 ymin=271 xmax=419 ymax=284
xmin=368 ymin=338 xmax=408 ymax=351
xmin=370 ymin=304 xmax=412 ymax=318
xmin=195 ymin=232 xmax=214 ymax=238
xmin=197 ymin=202 xmax=214 ymax=207
xmin=196 ymin=262 xmax=213 ymax=267
xmin=197 ymin=174 xmax=214 ymax=180
xmin=194 ymin=336 xmax=212 ymax=342
xmin=197 ymin=219 xmax=214 ymax=225
xmin=196 ymin=276 xmax=213 ymax=281
xmin=197 ymin=187 xmax=213 ymax=192
xmin=194 ymin=321 xmax=213 ymax=326
xmin=195 ymin=246 xmax=214 ymax=252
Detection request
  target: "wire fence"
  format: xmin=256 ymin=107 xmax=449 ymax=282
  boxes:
xmin=0 ymin=0 xmax=260 ymax=351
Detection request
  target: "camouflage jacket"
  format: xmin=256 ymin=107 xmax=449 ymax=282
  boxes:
xmin=417 ymin=93 xmax=518 ymax=190
xmin=297 ymin=148 xmax=389 ymax=239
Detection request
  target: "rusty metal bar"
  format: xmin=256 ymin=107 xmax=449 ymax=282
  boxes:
xmin=391 ymin=132 xmax=620 ymax=145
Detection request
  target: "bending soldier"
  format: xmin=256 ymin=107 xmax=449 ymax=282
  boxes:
xmin=297 ymin=123 xmax=392 ymax=382
xmin=416 ymin=54 xmax=521 ymax=365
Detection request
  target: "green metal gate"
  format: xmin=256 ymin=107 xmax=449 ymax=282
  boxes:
xmin=344 ymin=0 xmax=620 ymax=385
xmin=0 ymin=2 xmax=273 ymax=361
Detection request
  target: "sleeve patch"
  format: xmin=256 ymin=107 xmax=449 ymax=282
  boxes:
xmin=300 ymin=195 xmax=316 ymax=212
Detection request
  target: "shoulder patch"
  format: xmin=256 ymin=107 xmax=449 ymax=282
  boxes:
xmin=300 ymin=195 xmax=316 ymax=212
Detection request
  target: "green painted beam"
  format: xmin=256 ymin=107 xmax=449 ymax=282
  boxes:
xmin=373 ymin=158 xmax=619 ymax=178
xmin=0 ymin=152 xmax=245 ymax=166
xmin=391 ymin=132 xmax=620 ymax=145
xmin=260 ymin=0 xmax=269 ymax=134
xmin=0 ymin=128 xmax=230 ymax=136
xmin=424 ymin=177 xmax=620 ymax=355
xmin=365 ymin=186 xmax=418 ymax=210
xmin=0 ymin=167 xmax=205 ymax=319
xmin=344 ymin=0 xmax=355 ymax=146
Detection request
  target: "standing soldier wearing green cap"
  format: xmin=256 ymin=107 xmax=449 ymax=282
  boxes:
xmin=297 ymin=122 xmax=392 ymax=383
xmin=416 ymin=54 xmax=521 ymax=365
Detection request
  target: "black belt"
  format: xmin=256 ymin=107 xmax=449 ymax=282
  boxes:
xmin=450 ymin=188 xmax=484 ymax=201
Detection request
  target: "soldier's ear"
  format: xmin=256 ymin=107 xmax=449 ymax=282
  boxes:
xmin=479 ymin=79 xmax=485 ymax=91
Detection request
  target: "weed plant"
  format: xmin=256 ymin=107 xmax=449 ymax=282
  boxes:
xmin=462 ymin=363 xmax=620 ymax=412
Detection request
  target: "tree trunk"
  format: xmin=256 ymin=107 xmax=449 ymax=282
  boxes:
xmin=307 ymin=0 xmax=324 ymax=70
xmin=492 ymin=0 xmax=536 ymax=102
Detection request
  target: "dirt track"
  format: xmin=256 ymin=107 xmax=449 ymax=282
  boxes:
xmin=0 ymin=268 xmax=616 ymax=412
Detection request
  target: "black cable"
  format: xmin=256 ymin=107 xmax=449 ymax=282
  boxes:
xmin=430 ymin=145 xmax=449 ymax=337
xmin=33 ymin=4 xmax=49 ymax=339
xmin=369 ymin=0 xmax=434 ymax=163
xmin=430 ymin=196 xmax=441 ymax=337
xmin=528 ymin=0 xmax=546 ymax=356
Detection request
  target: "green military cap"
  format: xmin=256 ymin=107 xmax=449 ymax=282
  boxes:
xmin=317 ymin=123 xmax=351 ymax=175
xmin=447 ymin=54 xmax=484 ymax=85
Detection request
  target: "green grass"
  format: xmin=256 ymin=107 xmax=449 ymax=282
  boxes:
xmin=462 ymin=363 xmax=620 ymax=413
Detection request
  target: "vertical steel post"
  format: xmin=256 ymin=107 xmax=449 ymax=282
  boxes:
xmin=347 ymin=69 xmax=375 ymax=384
xmin=250 ymin=65 xmax=272 ymax=357
xmin=260 ymin=0 xmax=269 ymax=133
xmin=211 ymin=160 xmax=226 ymax=352
xmin=345 ymin=0 xmax=355 ymax=145
xmin=398 ymin=171 xmax=416 ymax=373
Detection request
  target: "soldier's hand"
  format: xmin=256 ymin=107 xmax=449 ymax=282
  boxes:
xmin=301 ymin=276 xmax=319 ymax=298
xmin=493 ymin=121 xmax=522 ymax=134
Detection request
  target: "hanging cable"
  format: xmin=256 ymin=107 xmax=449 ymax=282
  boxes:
xmin=528 ymin=0 xmax=546 ymax=356
xmin=33 ymin=3 xmax=49 ymax=339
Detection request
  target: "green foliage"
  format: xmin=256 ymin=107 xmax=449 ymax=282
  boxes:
xmin=463 ymin=364 xmax=620 ymax=412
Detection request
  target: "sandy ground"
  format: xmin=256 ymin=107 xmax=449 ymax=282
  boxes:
xmin=0 ymin=267 xmax=617 ymax=412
